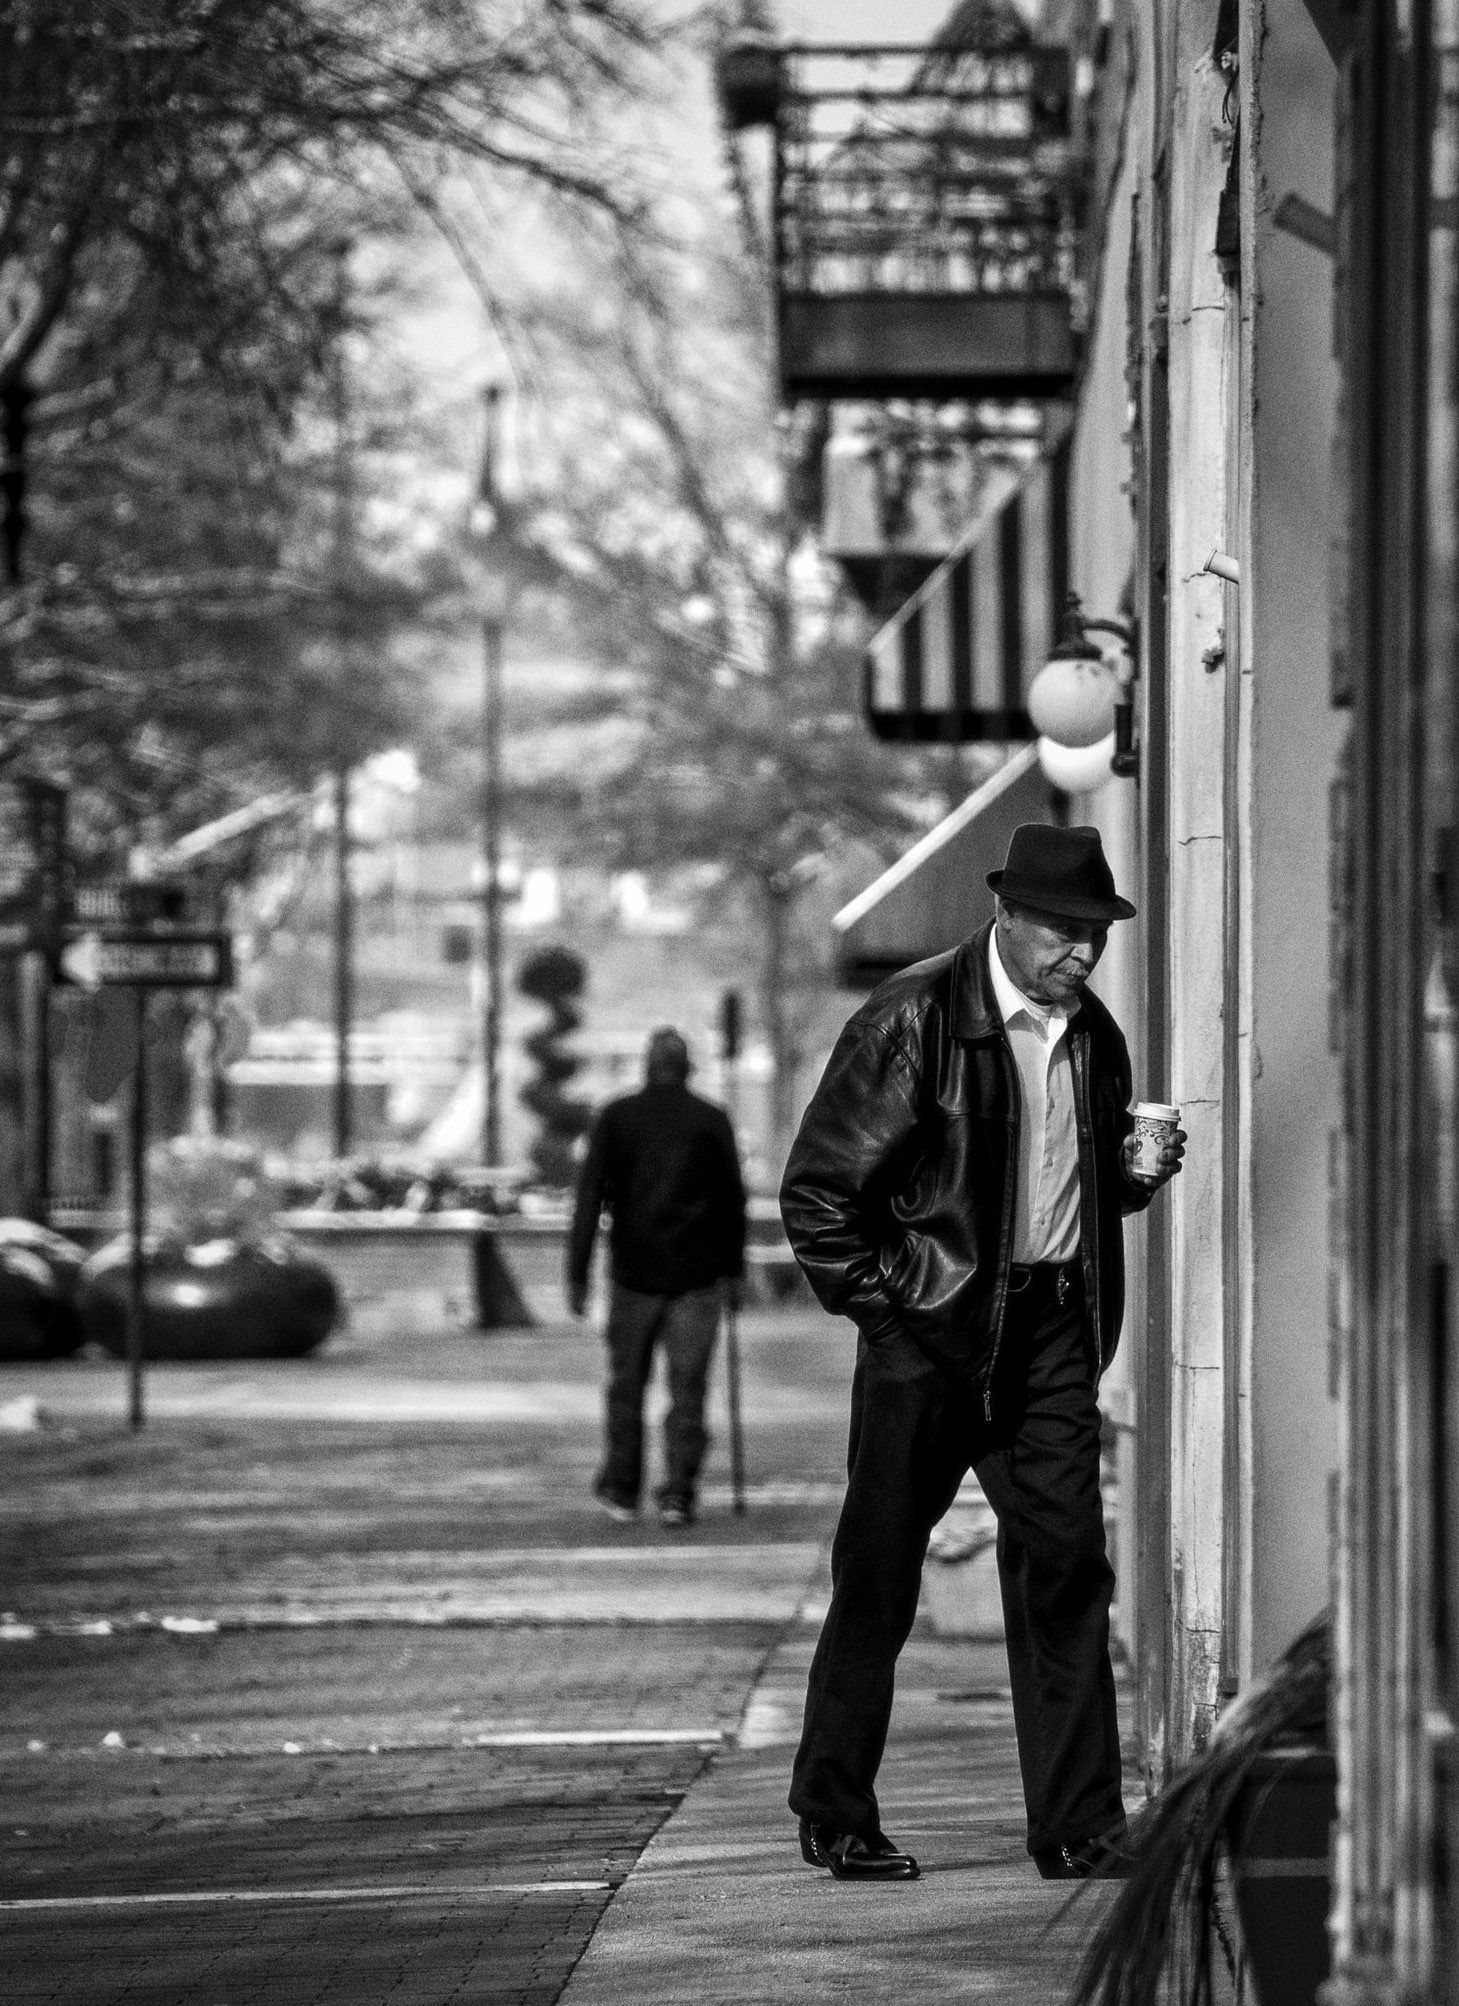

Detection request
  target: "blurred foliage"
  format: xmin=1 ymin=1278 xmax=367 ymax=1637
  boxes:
xmin=0 ymin=0 xmax=667 ymax=1211
xmin=147 ymin=1135 xmax=283 ymax=1246
xmin=459 ymin=154 xmax=953 ymax=1151
xmin=0 ymin=0 xmax=664 ymax=868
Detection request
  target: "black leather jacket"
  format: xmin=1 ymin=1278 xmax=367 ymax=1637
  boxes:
xmin=780 ymin=921 xmax=1151 ymax=1403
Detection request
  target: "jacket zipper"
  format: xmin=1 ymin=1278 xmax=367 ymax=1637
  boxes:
xmin=983 ymin=1036 xmax=1021 ymax=1425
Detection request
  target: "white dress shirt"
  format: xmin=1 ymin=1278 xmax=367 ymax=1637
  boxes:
xmin=987 ymin=927 xmax=1081 ymax=1263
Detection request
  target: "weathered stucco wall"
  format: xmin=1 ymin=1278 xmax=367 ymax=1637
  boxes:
xmin=1067 ymin=144 xmax=1142 ymax=1660
xmin=1238 ymin=0 xmax=1342 ymax=1673
xmin=1071 ymin=0 xmax=1341 ymax=1764
xmin=1162 ymin=0 xmax=1235 ymax=1751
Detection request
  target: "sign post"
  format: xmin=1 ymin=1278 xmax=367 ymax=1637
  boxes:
xmin=718 ymin=988 xmax=747 ymax=1516
xmin=27 ymin=782 xmax=69 ymax=1224
xmin=128 ymin=989 xmax=147 ymax=1432
xmin=56 ymin=906 xmax=234 ymax=1430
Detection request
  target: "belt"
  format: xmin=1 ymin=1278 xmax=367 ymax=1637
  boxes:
xmin=1005 ymin=1258 xmax=1082 ymax=1306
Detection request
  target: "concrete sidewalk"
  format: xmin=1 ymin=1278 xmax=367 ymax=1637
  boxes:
xmin=560 ymin=1563 xmax=1126 ymax=2004
xmin=2 ymin=1293 xmax=1124 ymax=2003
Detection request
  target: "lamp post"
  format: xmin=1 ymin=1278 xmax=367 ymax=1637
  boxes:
xmin=471 ymin=386 xmax=507 ymax=1170
xmin=481 ymin=598 xmax=504 ymax=1169
xmin=332 ymin=763 xmax=353 ymax=1160
xmin=329 ymin=239 xmax=354 ymax=1163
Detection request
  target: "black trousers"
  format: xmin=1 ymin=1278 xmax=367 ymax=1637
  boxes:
xmin=597 ymin=1283 xmax=720 ymax=1507
xmin=788 ymin=1270 xmax=1124 ymax=1856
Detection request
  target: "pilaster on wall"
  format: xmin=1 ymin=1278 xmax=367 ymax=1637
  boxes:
xmin=1162 ymin=9 xmax=1235 ymax=1758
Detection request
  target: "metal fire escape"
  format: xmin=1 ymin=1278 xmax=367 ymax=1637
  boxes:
xmin=719 ymin=24 xmax=1082 ymax=404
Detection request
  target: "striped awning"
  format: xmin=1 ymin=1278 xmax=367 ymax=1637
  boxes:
xmin=862 ymin=439 xmax=1069 ymax=743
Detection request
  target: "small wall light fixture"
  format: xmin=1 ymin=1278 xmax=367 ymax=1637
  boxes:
xmin=1030 ymin=592 xmax=1139 ymax=781
xmin=1204 ymin=548 xmax=1241 ymax=585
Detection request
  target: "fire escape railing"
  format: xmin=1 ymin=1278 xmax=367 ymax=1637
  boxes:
xmin=722 ymin=40 xmax=1082 ymax=403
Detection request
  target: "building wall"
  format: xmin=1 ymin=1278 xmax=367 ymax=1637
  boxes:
xmin=1065 ymin=0 xmax=1341 ymax=1767
xmin=1160 ymin=0 xmax=1236 ymax=1751
xmin=1071 ymin=0 xmax=1237 ymax=1766
xmin=1237 ymin=0 xmax=1342 ymax=1674
xmin=1067 ymin=140 xmax=1143 ymax=1662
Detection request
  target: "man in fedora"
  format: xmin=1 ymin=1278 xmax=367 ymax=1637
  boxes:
xmin=781 ymin=823 xmax=1184 ymax=1883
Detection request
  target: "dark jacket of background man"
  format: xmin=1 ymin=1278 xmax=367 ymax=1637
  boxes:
xmin=568 ymin=1081 xmax=747 ymax=1304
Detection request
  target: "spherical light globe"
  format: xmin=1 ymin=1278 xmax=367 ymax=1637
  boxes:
xmin=1037 ymin=731 xmax=1117 ymax=794
xmin=1027 ymin=656 xmax=1122 ymax=748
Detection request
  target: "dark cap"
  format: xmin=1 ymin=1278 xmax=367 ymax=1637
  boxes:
xmin=986 ymin=823 xmax=1136 ymax=923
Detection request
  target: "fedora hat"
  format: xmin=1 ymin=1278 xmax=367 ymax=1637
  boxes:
xmin=986 ymin=823 xmax=1136 ymax=923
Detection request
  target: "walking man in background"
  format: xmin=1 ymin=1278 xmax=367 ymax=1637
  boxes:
xmin=780 ymin=824 xmax=1185 ymax=1882
xmin=568 ymin=1026 xmax=747 ymax=1530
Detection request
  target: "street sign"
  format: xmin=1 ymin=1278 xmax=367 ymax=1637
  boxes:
xmin=58 ymin=930 xmax=233 ymax=990
xmin=72 ymin=881 xmax=190 ymax=927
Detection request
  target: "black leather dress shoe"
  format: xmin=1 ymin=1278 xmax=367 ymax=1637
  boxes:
xmin=1033 ymin=1836 xmax=1133 ymax=1881
xmin=798 ymin=1819 xmax=920 ymax=1880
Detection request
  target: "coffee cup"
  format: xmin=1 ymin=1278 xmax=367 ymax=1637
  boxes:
xmin=1131 ymin=1102 xmax=1180 ymax=1178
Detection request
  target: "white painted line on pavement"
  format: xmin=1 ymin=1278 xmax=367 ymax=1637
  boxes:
xmin=0 ymin=1881 xmax=612 ymax=1913
xmin=10 ymin=1726 xmax=724 ymax=1760
xmin=2 ymin=1606 xmax=801 ymax=1639
xmin=467 ymin=1729 xmax=722 ymax=1747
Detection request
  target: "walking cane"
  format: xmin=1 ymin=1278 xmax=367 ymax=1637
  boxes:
xmin=724 ymin=1290 xmax=747 ymax=1516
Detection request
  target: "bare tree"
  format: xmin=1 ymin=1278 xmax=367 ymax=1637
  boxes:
xmin=0 ymin=0 xmax=667 ymax=1208
xmin=499 ymin=217 xmax=932 ymax=1167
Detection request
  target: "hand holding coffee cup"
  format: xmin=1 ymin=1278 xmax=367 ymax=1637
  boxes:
xmin=1125 ymin=1102 xmax=1186 ymax=1187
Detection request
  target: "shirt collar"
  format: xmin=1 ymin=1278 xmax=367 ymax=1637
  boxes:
xmin=988 ymin=925 xmax=1070 ymax=1034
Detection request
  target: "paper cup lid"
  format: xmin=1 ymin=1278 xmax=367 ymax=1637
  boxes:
xmin=1133 ymin=1102 xmax=1179 ymax=1121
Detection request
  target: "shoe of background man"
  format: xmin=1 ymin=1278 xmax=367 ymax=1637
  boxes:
xmin=658 ymin=1497 xmax=694 ymax=1529
xmin=593 ymin=1484 xmax=638 ymax=1524
xmin=1032 ymin=1835 xmax=1133 ymax=1881
xmin=798 ymin=1819 xmax=920 ymax=1881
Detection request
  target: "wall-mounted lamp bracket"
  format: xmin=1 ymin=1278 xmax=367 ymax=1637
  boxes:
xmin=1111 ymin=699 xmax=1139 ymax=778
xmin=1053 ymin=591 xmax=1136 ymax=656
xmin=1048 ymin=593 xmax=1140 ymax=780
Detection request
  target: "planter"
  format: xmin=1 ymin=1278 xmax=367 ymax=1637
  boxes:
xmin=0 ymin=1221 xmax=86 ymax=1362
xmin=79 ymin=1236 xmax=339 ymax=1361
xmin=1227 ymin=1746 xmax=1336 ymax=2006
xmin=1069 ymin=1616 xmax=1332 ymax=2006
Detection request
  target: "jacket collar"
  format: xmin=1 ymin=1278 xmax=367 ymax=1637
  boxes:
xmin=951 ymin=917 xmax=1087 ymax=1039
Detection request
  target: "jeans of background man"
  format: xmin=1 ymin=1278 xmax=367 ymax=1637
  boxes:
xmin=597 ymin=1282 xmax=721 ymax=1511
